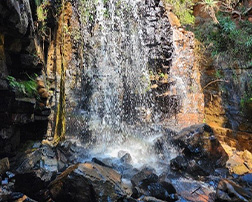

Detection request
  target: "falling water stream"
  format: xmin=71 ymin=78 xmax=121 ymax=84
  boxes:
xmin=72 ymin=0 xmax=178 ymax=174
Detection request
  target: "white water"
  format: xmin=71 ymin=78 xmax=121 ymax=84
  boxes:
xmin=75 ymin=0 xmax=178 ymax=173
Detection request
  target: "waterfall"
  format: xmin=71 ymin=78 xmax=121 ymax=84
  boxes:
xmin=74 ymin=0 xmax=176 ymax=171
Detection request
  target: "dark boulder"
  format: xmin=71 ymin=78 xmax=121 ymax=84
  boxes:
xmin=131 ymin=167 xmax=158 ymax=187
xmin=171 ymin=124 xmax=228 ymax=176
xmin=49 ymin=162 xmax=127 ymax=202
xmin=14 ymin=170 xmax=50 ymax=200
xmin=131 ymin=168 xmax=177 ymax=201
xmin=120 ymin=153 xmax=132 ymax=164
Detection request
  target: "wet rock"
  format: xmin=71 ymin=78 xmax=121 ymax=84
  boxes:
xmin=41 ymin=145 xmax=58 ymax=172
xmin=118 ymin=150 xmax=128 ymax=158
xmin=6 ymin=192 xmax=37 ymax=202
xmin=0 ymin=157 xmax=10 ymax=175
xmin=216 ymin=179 xmax=252 ymax=202
xmin=11 ymin=145 xmax=56 ymax=200
xmin=171 ymin=124 xmax=228 ymax=176
xmin=131 ymin=168 xmax=177 ymax=201
xmin=138 ymin=196 xmax=167 ymax=202
xmin=132 ymin=181 xmax=177 ymax=202
xmin=49 ymin=162 xmax=127 ymax=202
xmin=2 ymin=177 xmax=8 ymax=185
xmin=170 ymin=156 xmax=188 ymax=171
xmin=20 ymin=54 xmax=42 ymax=68
xmin=171 ymin=177 xmax=216 ymax=202
xmin=92 ymin=157 xmax=113 ymax=168
xmin=241 ymin=173 xmax=252 ymax=185
xmin=120 ymin=153 xmax=132 ymax=164
xmin=15 ymin=149 xmax=41 ymax=174
xmin=115 ymin=163 xmax=138 ymax=179
xmin=146 ymin=182 xmax=177 ymax=201
xmin=131 ymin=167 xmax=158 ymax=187
xmin=214 ymin=168 xmax=229 ymax=178
xmin=6 ymin=171 xmax=15 ymax=179
xmin=170 ymin=155 xmax=212 ymax=176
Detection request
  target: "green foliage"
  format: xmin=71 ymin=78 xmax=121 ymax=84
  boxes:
xmin=215 ymin=70 xmax=222 ymax=79
xmin=240 ymin=76 xmax=252 ymax=110
xmin=37 ymin=0 xmax=49 ymax=22
xmin=159 ymin=72 xmax=165 ymax=78
xmin=194 ymin=13 xmax=252 ymax=62
xmin=163 ymin=0 xmax=195 ymax=25
xmin=36 ymin=0 xmax=51 ymax=37
xmin=7 ymin=75 xmax=38 ymax=98
xmin=241 ymin=94 xmax=252 ymax=108
xmin=203 ymin=0 xmax=218 ymax=7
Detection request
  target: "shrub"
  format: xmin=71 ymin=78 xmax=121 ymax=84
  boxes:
xmin=163 ymin=0 xmax=195 ymax=25
xmin=7 ymin=75 xmax=38 ymax=98
xmin=194 ymin=13 xmax=252 ymax=62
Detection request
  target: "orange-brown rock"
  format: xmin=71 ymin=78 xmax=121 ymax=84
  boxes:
xmin=162 ymin=21 xmax=204 ymax=128
xmin=41 ymin=91 xmax=49 ymax=99
xmin=37 ymin=79 xmax=45 ymax=89
xmin=167 ymin=12 xmax=181 ymax=27
xmin=212 ymin=126 xmax=252 ymax=153
xmin=46 ymin=2 xmax=73 ymax=76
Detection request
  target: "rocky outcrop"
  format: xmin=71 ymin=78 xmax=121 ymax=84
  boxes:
xmin=170 ymin=124 xmax=228 ymax=176
xmin=0 ymin=0 xmax=52 ymax=156
xmin=148 ymin=7 xmax=204 ymax=129
xmin=194 ymin=0 xmax=252 ymax=153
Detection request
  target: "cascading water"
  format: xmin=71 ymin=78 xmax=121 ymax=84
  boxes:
xmin=74 ymin=0 xmax=177 ymax=173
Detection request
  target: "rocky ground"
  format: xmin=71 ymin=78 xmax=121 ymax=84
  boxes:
xmin=0 ymin=124 xmax=251 ymax=202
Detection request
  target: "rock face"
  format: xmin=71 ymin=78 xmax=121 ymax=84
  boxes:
xmin=0 ymin=0 xmax=51 ymax=156
xmin=49 ymin=162 xmax=127 ymax=202
xmin=171 ymin=124 xmax=228 ymax=176
xmin=196 ymin=4 xmax=252 ymax=153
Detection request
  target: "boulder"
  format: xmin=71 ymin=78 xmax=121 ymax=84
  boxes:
xmin=14 ymin=170 xmax=50 ymax=200
xmin=12 ymin=144 xmax=57 ymax=200
xmin=49 ymin=162 xmax=127 ymax=202
xmin=120 ymin=153 xmax=132 ymax=164
xmin=131 ymin=168 xmax=177 ymax=201
xmin=131 ymin=167 xmax=158 ymax=187
xmin=171 ymin=124 xmax=228 ymax=176
xmin=171 ymin=177 xmax=216 ymax=202
xmin=216 ymin=179 xmax=252 ymax=202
